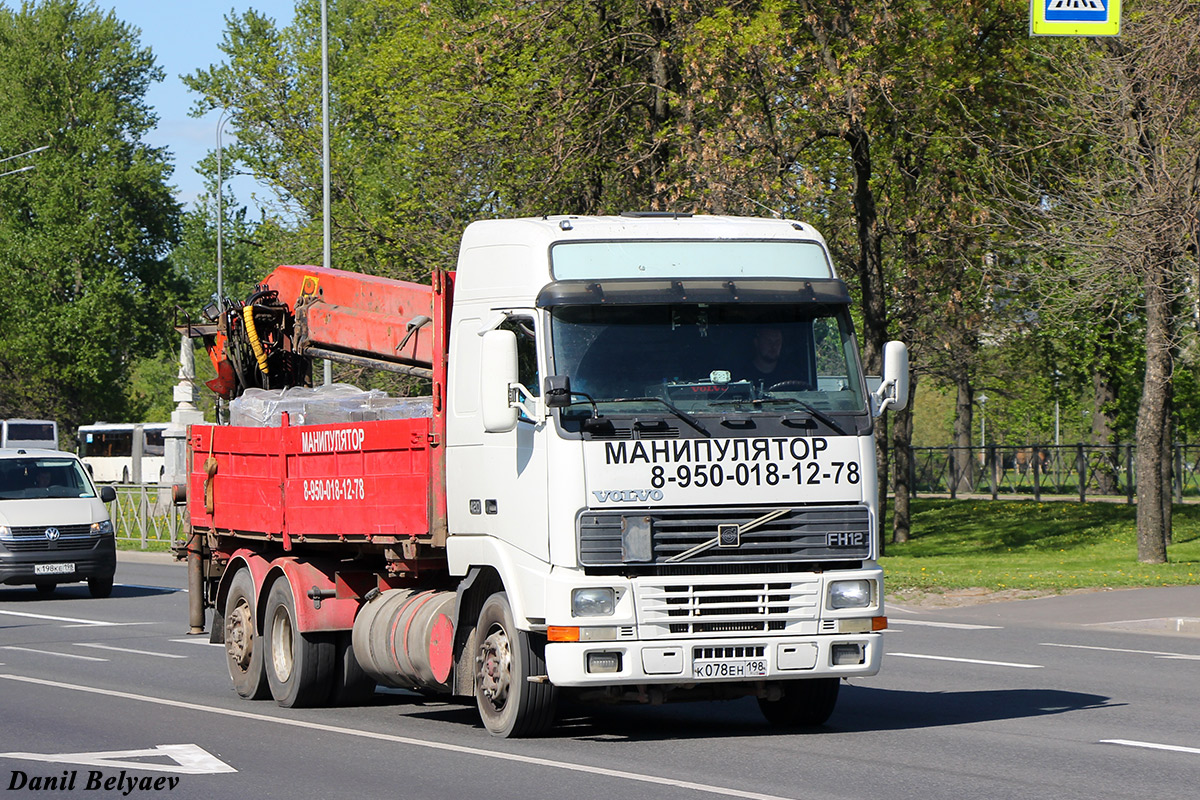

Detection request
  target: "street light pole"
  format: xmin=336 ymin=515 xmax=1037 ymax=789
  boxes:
xmin=216 ymin=109 xmax=233 ymax=307
xmin=321 ymin=0 xmax=332 ymax=386
xmin=978 ymin=393 xmax=988 ymax=449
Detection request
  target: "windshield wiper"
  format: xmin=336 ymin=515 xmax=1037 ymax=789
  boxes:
xmin=606 ymin=396 xmax=712 ymax=437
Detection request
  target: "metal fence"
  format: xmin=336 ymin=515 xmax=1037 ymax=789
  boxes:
xmin=106 ymin=444 xmax=1200 ymax=546
xmin=110 ymin=484 xmax=187 ymax=549
xmin=906 ymin=444 xmax=1200 ymax=502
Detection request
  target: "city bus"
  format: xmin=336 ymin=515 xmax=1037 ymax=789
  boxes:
xmin=76 ymin=423 xmax=168 ymax=483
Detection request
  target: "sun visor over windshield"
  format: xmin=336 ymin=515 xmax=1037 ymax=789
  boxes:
xmin=535 ymin=278 xmax=851 ymax=308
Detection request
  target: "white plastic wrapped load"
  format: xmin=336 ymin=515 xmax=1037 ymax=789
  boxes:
xmin=229 ymin=384 xmax=433 ymax=427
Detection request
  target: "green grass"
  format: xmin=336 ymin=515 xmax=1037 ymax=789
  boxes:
xmin=881 ymin=499 xmax=1200 ymax=592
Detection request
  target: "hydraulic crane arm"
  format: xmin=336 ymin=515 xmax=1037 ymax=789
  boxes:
xmin=180 ymin=265 xmax=452 ymax=401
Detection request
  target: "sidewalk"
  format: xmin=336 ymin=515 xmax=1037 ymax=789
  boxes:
xmin=892 ymin=584 xmax=1200 ymax=637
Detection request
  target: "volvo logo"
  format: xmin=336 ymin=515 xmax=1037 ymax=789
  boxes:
xmin=592 ymin=489 xmax=664 ymax=503
xmin=44 ymin=527 xmax=60 ymax=541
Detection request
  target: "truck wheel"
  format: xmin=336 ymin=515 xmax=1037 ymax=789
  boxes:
xmin=758 ymin=678 xmax=840 ymax=727
xmin=475 ymin=592 xmax=557 ymax=738
xmin=88 ymin=574 xmax=114 ymax=598
xmin=264 ymin=579 xmax=334 ymax=708
xmin=328 ymin=631 xmax=375 ymax=706
xmin=224 ymin=569 xmax=270 ymax=700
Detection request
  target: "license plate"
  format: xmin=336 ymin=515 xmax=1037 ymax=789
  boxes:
xmin=693 ymin=658 xmax=768 ymax=679
xmin=34 ymin=563 xmax=75 ymax=576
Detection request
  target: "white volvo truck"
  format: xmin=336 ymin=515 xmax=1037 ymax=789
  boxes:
xmin=183 ymin=213 xmax=909 ymax=738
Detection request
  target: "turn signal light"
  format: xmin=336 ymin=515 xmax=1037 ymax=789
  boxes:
xmin=872 ymin=616 xmax=888 ymax=631
xmin=548 ymin=626 xmax=580 ymax=642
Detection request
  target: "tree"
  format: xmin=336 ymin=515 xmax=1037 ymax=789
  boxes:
xmin=0 ymin=0 xmax=181 ymax=432
xmin=1012 ymin=1 xmax=1200 ymax=563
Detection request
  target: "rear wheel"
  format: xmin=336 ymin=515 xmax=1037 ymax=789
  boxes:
xmin=758 ymin=678 xmax=840 ymax=727
xmin=475 ymin=592 xmax=557 ymax=738
xmin=88 ymin=574 xmax=114 ymax=598
xmin=263 ymin=579 xmax=334 ymax=708
xmin=224 ymin=569 xmax=270 ymax=700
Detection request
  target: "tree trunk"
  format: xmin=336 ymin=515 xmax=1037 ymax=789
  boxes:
xmin=844 ymin=121 xmax=890 ymax=549
xmin=892 ymin=373 xmax=917 ymax=544
xmin=954 ymin=373 xmax=974 ymax=494
xmin=1135 ymin=263 xmax=1171 ymax=564
xmin=1091 ymin=334 xmax=1120 ymax=494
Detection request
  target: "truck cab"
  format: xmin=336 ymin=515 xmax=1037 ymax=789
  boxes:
xmin=444 ymin=215 xmax=905 ymax=719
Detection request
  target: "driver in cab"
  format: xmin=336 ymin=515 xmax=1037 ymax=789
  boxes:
xmin=746 ymin=327 xmax=784 ymax=386
xmin=742 ymin=326 xmax=809 ymax=392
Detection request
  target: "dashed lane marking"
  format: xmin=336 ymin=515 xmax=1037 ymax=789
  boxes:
xmin=76 ymin=643 xmax=188 ymax=659
xmin=2 ymin=646 xmax=107 ymax=662
xmin=0 ymin=609 xmax=153 ymax=628
xmin=1040 ymin=643 xmax=1200 ymax=660
xmin=888 ymin=652 xmax=1043 ymax=669
xmin=887 ymin=619 xmax=1001 ymax=630
xmin=1101 ymin=739 xmax=1200 ymax=756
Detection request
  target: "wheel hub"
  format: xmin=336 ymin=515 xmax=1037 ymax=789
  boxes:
xmin=478 ymin=629 xmax=513 ymax=709
xmin=226 ymin=600 xmax=254 ymax=669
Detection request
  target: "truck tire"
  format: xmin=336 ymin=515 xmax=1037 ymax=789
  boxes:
xmin=263 ymin=579 xmax=335 ymax=708
xmin=758 ymin=678 xmax=840 ymax=727
xmin=224 ymin=569 xmax=270 ymax=700
xmin=475 ymin=592 xmax=557 ymax=738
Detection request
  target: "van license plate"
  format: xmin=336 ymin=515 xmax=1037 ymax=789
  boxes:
xmin=693 ymin=658 xmax=768 ymax=679
xmin=34 ymin=563 xmax=75 ymax=576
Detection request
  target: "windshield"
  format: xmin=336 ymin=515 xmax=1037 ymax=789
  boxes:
xmin=0 ymin=458 xmax=97 ymax=500
xmin=550 ymin=303 xmax=866 ymax=418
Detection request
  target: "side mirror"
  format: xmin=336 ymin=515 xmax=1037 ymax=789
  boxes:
xmin=480 ymin=329 xmax=519 ymax=433
xmin=99 ymin=485 xmax=117 ymax=503
xmin=875 ymin=340 xmax=910 ymax=413
xmin=543 ymin=375 xmax=572 ymax=408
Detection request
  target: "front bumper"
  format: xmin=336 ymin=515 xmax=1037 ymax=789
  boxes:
xmin=0 ymin=536 xmax=116 ymax=586
xmin=545 ymin=631 xmax=882 ymax=688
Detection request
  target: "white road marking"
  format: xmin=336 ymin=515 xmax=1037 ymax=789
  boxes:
xmin=0 ymin=674 xmax=818 ymax=800
xmin=169 ymin=638 xmax=225 ymax=648
xmin=0 ymin=744 xmax=234 ymax=774
xmin=76 ymin=643 xmax=187 ymax=659
xmin=2 ymin=646 xmax=107 ymax=662
xmin=888 ymin=619 xmax=1001 ymax=630
xmin=0 ymin=609 xmax=119 ymax=627
xmin=1041 ymin=642 xmax=1200 ymax=660
xmin=888 ymin=652 xmax=1043 ymax=669
xmin=1101 ymin=739 xmax=1200 ymax=756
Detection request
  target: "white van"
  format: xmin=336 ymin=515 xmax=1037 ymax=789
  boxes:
xmin=0 ymin=449 xmax=117 ymax=597
xmin=1 ymin=419 xmax=58 ymax=450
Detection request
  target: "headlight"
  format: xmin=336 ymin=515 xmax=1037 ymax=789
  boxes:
xmin=91 ymin=520 xmax=114 ymax=536
xmin=572 ymin=587 xmax=616 ymax=617
xmin=829 ymin=580 xmax=872 ymax=609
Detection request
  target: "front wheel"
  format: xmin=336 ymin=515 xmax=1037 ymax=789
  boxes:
xmin=475 ymin=592 xmax=557 ymax=738
xmin=263 ymin=579 xmax=334 ymax=708
xmin=758 ymin=678 xmax=840 ymax=727
xmin=87 ymin=574 xmax=114 ymax=598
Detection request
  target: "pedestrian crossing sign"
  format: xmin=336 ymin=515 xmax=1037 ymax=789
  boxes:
xmin=1031 ymin=0 xmax=1121 ymax=36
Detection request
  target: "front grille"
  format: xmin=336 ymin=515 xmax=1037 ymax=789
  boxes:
xmin=1 ymin=524 xmax=101 ymax=552
xmin=580 ymin=505 xmax=870 ymax=567
xmin=637 ymin=577 xmax=820 ymax=638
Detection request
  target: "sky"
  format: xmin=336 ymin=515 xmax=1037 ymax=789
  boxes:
xmin=102 ymin=1 xmax=299 ymax=212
